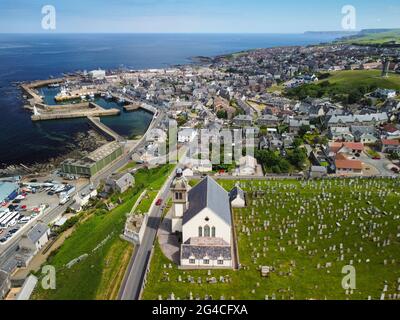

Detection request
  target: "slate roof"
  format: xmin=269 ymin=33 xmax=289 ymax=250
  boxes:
xmin=229 ymin=186 xmax=245 ymax=202
xmin=183 ymin=177 xmax=231 ymax=226
xmin=27 ymin=223 xmax=48 ymax=244
xmin=181 ymin=244 xmax=232 ymax=260
xmin=328 ymin=113 xmax=388 ymax=125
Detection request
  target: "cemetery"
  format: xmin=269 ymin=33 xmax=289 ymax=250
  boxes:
xmin=143 ymin=177 xmax=400 ymax=300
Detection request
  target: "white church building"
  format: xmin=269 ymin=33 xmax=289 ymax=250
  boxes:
xmin=170 ymin=170 xmax=236 ymax=269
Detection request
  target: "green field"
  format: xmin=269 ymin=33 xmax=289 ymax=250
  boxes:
xmin=286 ymin=70 xmax=400 ymax=104
xmin=143 ymin=178 xmax=400 ymax=300
xmin=339 ymin=29 xmax=400 ymax=45
xmin=32 ymin=165 xmax=174 ymax=300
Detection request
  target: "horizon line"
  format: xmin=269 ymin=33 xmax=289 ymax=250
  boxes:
xmin=0 ymin=31 xmax=362 ymax=35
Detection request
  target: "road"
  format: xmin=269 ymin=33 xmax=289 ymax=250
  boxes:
xmin=359 ymin=152 xmax=395 ymax=177
xmin=0 ymin=109 xmax=165 ymax=271
xmin=119 ymin=170 xmax=177 ymax=300
xmin=119 ymin=145 xmax=188 ymax=300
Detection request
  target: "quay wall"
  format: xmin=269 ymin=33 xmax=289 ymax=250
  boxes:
xmin=87 ymin=116 xmax=124 ymax=142
xmin=31 ymin=109 xmax=120 ymax=121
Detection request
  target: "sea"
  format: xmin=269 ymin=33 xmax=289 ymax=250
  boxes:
xmin=0 ymin=33 xmax=342 ymax=168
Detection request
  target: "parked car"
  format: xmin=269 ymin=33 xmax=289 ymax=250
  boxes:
xmin=156 ymin=199 xmax=163 ymax=206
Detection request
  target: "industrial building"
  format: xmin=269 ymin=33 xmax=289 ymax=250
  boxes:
xmin=0 ymin=182 xmax=19 ymax=203
xmin=61 ymin=142 xmax=123 ymax=177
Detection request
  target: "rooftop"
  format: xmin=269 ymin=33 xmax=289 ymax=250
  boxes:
xmin=183 ymin=177 xmax=231 ymax=227
xmin=86 ymin=141 xmax=122 ymax=163
xmin=335 ymin=159 xmax=363 ymax=170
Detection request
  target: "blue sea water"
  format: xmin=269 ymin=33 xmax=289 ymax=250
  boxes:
xmin=0 ymin=33 xmax=341 ymax=167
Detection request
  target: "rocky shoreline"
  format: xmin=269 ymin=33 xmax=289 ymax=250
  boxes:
xmin=0 ymin=129 xmax=107 ymax=177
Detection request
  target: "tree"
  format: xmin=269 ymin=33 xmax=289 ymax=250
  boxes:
xmin=287 ymin=148 xmax=307 ymax=169
xmin=298 ymin=125 xmax=311 ymax=137
xmin=217 ymin=110 xmax=228 ymax=119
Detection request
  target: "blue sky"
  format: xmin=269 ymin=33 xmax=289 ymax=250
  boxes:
xmin=0 ymin=0 xmax=400 ymax=33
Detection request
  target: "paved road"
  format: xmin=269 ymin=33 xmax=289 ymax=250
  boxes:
xmin=119 ymin=145 xmax=188 ymax=300
xmin=0 ymin=109 xmax=165 ymax=271
xmin=359 ymin=152 xmax=395 ymax=177
xmin=119 ymin=172 xmax=176 ymax=300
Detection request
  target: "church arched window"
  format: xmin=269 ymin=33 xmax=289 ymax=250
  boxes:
xmin=212 ymin=227 xmax=216 ymax=237
xmin=204 ymin=225 xmax=210 ymax=237
xmin=198 ymin=226 xmax=202 ymax=237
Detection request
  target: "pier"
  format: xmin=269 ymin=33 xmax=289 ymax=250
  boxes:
xmin=123 ymin=102 xmax=158 ymax=114
xmin=31 ymin=102 xmax=120 ymax=121
xmin=88 ymin=116 xmax=125 ymax=142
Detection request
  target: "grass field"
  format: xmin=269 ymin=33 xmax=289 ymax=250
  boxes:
xmin=339 ymin=30 xmax=400 ymax=45
xmin=325 ymin=70 xmax=400 ymax=89
xmin=32 ymin=165 xmax=174 ymax=300
xmin=286 ymin=70 xmax=400 ymax=103
xmin=143 ymin=178 xmax=400 ymax=300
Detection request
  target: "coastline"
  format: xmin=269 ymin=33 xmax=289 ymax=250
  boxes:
xmin=0 ymin=33 xmax=345 ymax=172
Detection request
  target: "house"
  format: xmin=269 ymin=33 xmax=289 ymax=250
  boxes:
xmin=327 ymin=113 xmax=388 ymax=128
xmin=288 ymin=119 xmax=310 ymax=134
xmin=19 ymin=223 xmax=50 ymax=256
xmin=232 ymin=115 xmax=253 ymax=127
xmin=335 ymin=159 xmax=363 ymax=175
xmin=123 ymin=214 xmax=148 ymax=245
xmin=105 ymin=173 xmax=134 ymax=194
xmin=229 ymin=186 xmax=246 ymax=208
xmin=309 ymin=166 xmax=328 ymax=179
xmin=359 ymin=133 xmax=378 ymax=144
xmin=237 ymin=155 xmax=258 ymax=176
xmin=71 ymin=184 xmax=98 ymax=212
xmin=380 ymin=139 xmax=400 ymax=153
xmin=182 ymin=168 xmax=194 ymax=177
xmin=257 ymin=115 xmax=279 ymax=127
xmin=178 ymin=128 xmax=197 ymax=143
xmin=373 ymin=88 xmax=397 ymax=99
xmin=351 ymin=126 xmax=377 ymax=144
xmin=329 ymin=127 xmax=354 ymax=142
xmin=0 ymin=270 xmax=11 ymax=299
xmin=383 ymin=124 xmax=400 ymax=139
xmin=171 ymin=173 xmax=235 ymax=269
xmin=340 ymin=142 xmax=364 ymax=154
xmin=185 ymin=159 xmax=213 ymax=174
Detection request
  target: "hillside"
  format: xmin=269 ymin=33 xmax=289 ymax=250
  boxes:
xmin=338 ymin=29 xmax=400 ymax=46
xmin=285 ymin=70 xmax=400 ymax=104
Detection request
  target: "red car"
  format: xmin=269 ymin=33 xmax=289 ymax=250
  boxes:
xmin=156 ymin=199 xmax=163 ymax=206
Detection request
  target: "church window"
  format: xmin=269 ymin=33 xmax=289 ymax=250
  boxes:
xmin=212 ymin=227 xmax=216 ymax=237
xmin=198 ymin=226 xmax=202 ymax=237
xmin=175 ymin=192 xmax=183 ymax=200
xmin=204 ymin=225 xmax=210 ymax=237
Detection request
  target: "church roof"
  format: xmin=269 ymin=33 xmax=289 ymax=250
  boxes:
xmin=181 ymin=244 xmax=232 ymax=260
xmin=229 ymin=186 xmax=245 ymax=201
xmin=183 ymin=177 xmax=231 ymax=226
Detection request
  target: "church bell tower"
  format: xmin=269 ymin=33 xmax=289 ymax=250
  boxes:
xmin=171 ymin=168 xmax=189 ymax=233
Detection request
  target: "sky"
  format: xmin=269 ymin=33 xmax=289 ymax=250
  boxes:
xmin=0 ymin=0 xmax=400 ymax=33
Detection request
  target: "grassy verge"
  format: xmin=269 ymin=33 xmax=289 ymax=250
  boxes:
xmin=32 ymin=164 xmax=174 ymax=300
